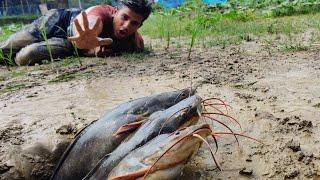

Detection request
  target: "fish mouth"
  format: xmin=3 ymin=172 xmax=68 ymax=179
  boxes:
xmin=109 ymin=125 xmax=212 ymax=180
xmin=142 ymin=124 xmax=212 ymax=175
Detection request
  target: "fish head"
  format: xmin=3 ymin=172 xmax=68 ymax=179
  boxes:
xmin=109 ymin=124 xmax=212 ymax=180
xmin=162 ymin=95 xmax=203 ymax=130
xmin=146 ymin=124 xmax=212 ymax=162
xmin=141 ymin=124 xmax=212 ymax=179
xmin=128 ymin=87 xmax=197 ymax=116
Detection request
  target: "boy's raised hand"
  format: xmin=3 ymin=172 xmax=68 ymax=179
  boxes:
xmin=68 ymin=11 xmax=113 ymax=49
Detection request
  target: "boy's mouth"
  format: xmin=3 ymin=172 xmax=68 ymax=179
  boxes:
xmin=117 ymin=30 xmax=127 ymax=39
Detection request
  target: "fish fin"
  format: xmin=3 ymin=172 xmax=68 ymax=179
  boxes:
xmin=113 ymin=120 xmax=144 ymax=136
xmin=109 ymin=167 xmax=149 ymax=180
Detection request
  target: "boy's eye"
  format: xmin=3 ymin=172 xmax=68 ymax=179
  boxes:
xmin=121 ymin=14 xmax=129 ymax=21
xmin=131 ymin=21 xmax=140 ymax=27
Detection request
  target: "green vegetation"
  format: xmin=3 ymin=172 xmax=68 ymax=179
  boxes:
xmin=0 ymin=23 xmax=24 ymax=41
xmin=9 ymin=69 xmax=27 ymax=77
xmin=141 ymin=0 xmax=320 ymax=48
xmin=313 ymin=103 xmax=320 ymax=108
xmin=0 ymin=14 xmax=37 ymax=25
xmin=0 ymin=69 xmax=26 ymax=82
xmin=0 ymin=83 xmax=26 ymax=94
xmin=121 ymin=47 xmax=152 ymax=60
xmin=56 ymin=56 xmax=84 ymax=67
xmin=233 ymin=81 xmax=258 ymax=89
xmin=0 ymin=45 xmax=15 ymax=71
xmin=39 ymin=19 xmax=54 ymax=67
xmin=48 ymin=70 xmax=94 ymax=83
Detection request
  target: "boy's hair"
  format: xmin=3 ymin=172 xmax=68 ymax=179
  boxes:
xmin=119 ymin=0 xmax=152 ymax=21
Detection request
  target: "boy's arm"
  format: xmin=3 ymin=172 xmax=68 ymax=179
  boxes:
xmin=135 ymin=32 xmax=144 ymax=51
xmin=68 ymin=11 xmax=112 ymax=50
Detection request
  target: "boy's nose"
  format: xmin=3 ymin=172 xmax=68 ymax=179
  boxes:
xmin=122 ymin=21 xmax=130 ymax=30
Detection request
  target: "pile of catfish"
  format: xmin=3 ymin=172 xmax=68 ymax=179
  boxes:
xmin=6 ymin=88 xmax=255 ymax=180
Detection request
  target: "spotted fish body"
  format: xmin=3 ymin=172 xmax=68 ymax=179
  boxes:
xmin=51 ymin=88 xmax=195 ymax=180
xmin=84 ymin=95 xmax=202 ymax=180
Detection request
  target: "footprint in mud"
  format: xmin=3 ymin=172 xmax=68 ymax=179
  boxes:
xmin=56 ymin=124 xmax=77 ymax=135
xmin=254 ymin=110 xmax=276 ymax=120
xmin=1 ymin=140 xmax=70 ymax=180
xmin=0 ymin=164 xmax=13 ymax=174
xmin=284 ymin=139 xmax=301 ymax=152
xmin=0 ymin=125 xmax=24 ymax=145
xmin=234 ymin=92 xmax=256 ymax=103
xmin=276 ymin=116 xmax=313 ymax=134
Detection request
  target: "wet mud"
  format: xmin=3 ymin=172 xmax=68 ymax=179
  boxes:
xmin=0 ymin=39 xmax=320 ymax=179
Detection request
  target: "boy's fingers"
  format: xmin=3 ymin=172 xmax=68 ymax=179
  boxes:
xmin=98 ymin=38 xmax=113 ymax=46
xmin=74 ymin=19 xmax=84 ymax=35
xmin=67 ymin=36 xmax=79 ymax=42
xmin=82 ymin=11 xmax=89 ymax=30
xmin=92 ymin=17 xmax=101 ymax=33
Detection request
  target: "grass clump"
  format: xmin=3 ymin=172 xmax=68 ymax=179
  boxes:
xmin=0 ymin=14 xmax=37 ymax=25
xmin=141 ymin=0 xmax=320 ymax=48
xmin=233 ymin=81 xmax=258 ymax=89
xmin=0 ymin=23 xmax=24 ymax=41
xmin=10 ymin=70 xmax=27 ymax=78
xmin=0 ymin=83 xmax=26 ymax=94
xmin=48 ymin=70 xmax=94 ymax=83
xmin=122 ymin=48 xmax=152 ymax=60
xmin=56 ymin=56 xmax=84 ymax=67
xmin=313 ymin=103 xmax=320 ymax=108
xmin=0 ymin=46 xmax=15 ymax=71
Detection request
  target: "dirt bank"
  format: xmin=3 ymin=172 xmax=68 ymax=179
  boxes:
xmin=0 ymin=39 xmax=320 ymax=179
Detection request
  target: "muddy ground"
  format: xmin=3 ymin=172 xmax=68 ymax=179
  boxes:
xmin=0 ymin=36 xmax=320 ymax=179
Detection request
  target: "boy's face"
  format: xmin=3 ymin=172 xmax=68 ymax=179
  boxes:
xmin=113 ymin=6 xmax=144 ymax=39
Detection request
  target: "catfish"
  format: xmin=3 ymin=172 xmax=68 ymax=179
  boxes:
xmin=84 ymin=95 xmax=202 ymax=179
xmin=51 ymin=88 xmax=195 ymax=180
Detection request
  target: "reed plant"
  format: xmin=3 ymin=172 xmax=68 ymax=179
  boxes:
xmin=0 ymin=45 xmax=14 ymax=71
xmin=39 ymin=19 xmax=54 ymax=69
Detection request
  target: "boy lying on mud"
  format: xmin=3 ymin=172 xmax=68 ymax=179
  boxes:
xmin=0 ymin=0 xmax=151 ymax=66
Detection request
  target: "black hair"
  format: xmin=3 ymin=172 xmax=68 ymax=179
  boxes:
xmin=119 ymin=0 xmax=152 ymax=21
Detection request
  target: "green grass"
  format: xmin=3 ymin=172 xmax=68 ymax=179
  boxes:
xmin=0 ymin=83 xmax=26 ymax=94
xmin=233 ymin=81 xmax=258 ymax=89
xmin=10 ymin=70 xmax=27 ymax=78
xmin=0 ymin=45 xmax=15 ymax=70
xmin=0 ymin=75 xmax=5 ymax=81
xmin=121 ymin=48 xmax=152 ymax=60
xmin=56 ymin=56 xmax=85 ymax=67
xmin=143 ymin=12 xmax=320 ymax=37
xmin=313 ymin=103 xmax=320 ymax=108
xmin=0 ymin=23 xmax=24 ymax=41
xmin=26 ymin=94 xmax=36 ymax=98
xmin=48 ymin=70 xmax=94 ymax=83
xmin=0 ymin=14 xmax=37 ymax=25
xmin=141 ymin=2 xmax=320 ymax=47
